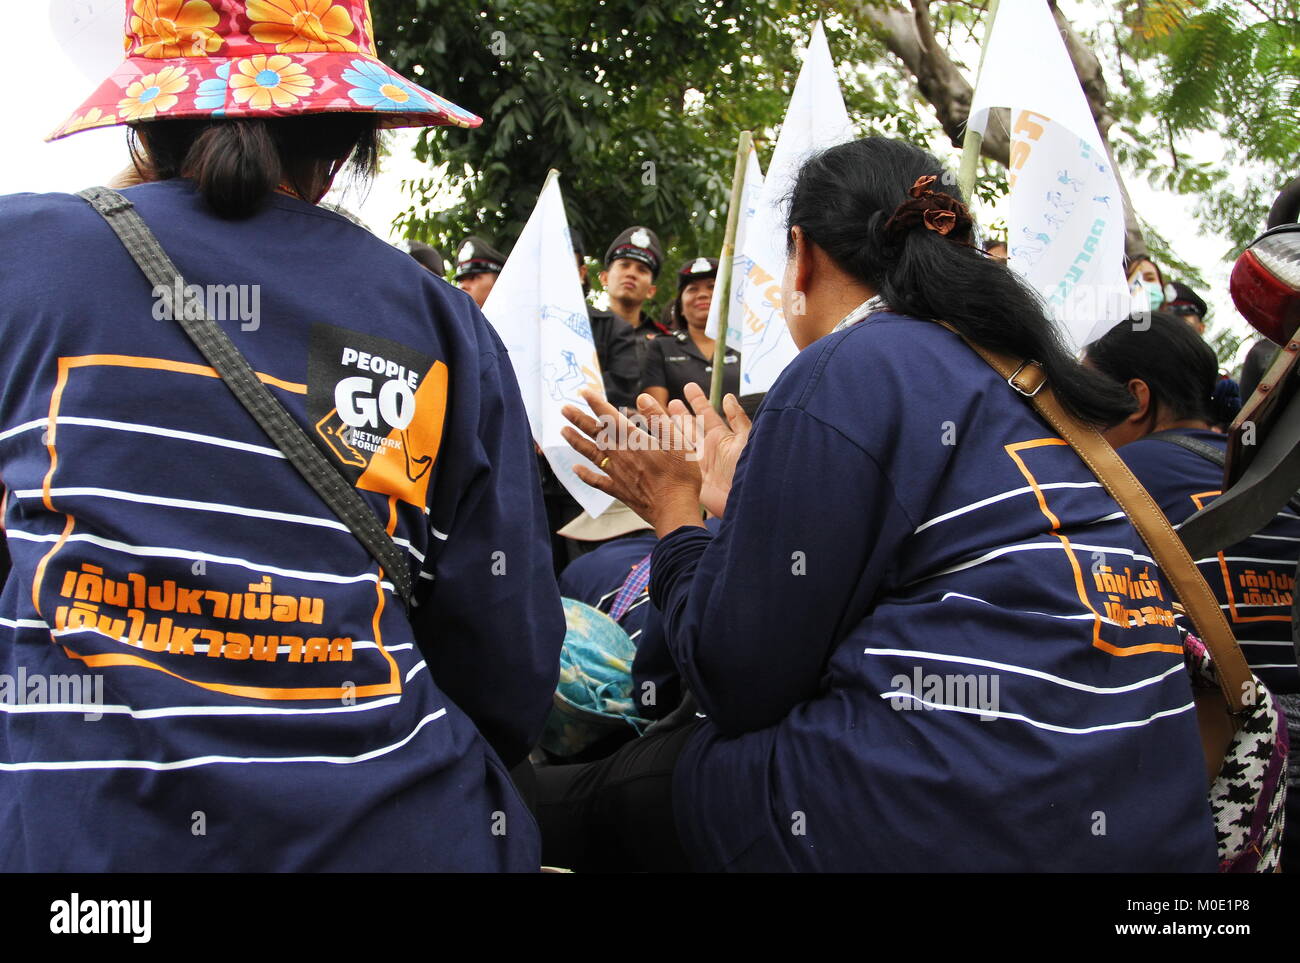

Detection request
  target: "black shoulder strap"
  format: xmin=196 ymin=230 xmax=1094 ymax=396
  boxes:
xmin=1145 ymin=429 xmax=1227 ymax=467
xmin=1147 ymin=429 xmax=1300 ymax=520
xmin=77 ymin=186 xmax=415 ymax=611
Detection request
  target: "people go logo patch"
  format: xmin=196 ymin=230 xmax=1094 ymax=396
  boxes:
xmin=307 ymin=323 xmax=448 ymax=508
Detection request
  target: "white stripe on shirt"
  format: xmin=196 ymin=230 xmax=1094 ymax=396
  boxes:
xmin=937 ymin=591 xmax=1122 ymax=627
xmin=1 ymin=416 xmax=286 ymax=459
xmin=12 ymin=487 xmax=429 ymax=565
xmin=0 ymin=695 xmax=403 ymax=720
xmin=878 ymin=691 xmax=1194 ymax=734
xmin=6 ymin=528 xmax=393 ymax=588
xmin=914 ymin=482 xmax=1103 ymax=534
xmin=0 ymin=709 xmax=447 ymax=771
xmin=912 ymin=540 xmax=1155 ymax=584
xmin=863 ymin=646 xmax=1185 ymax=694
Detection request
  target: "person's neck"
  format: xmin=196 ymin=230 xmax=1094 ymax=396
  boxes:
xmin=810 ymin=283 xmax=880 ymax=340
xmin=1154 ymin=417 xmax=1212 ymax=433
xmin=609 ymin=298 xmax=644 ymax=327
xmin=688 ymin=324 xmax=714 ymax=355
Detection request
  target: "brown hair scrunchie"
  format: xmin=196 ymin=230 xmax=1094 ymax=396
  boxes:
xmin=881 ymin=174 xmax=974 ymax=244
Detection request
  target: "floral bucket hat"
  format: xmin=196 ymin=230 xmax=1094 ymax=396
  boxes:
xmin=48 ymin=0 xmax=481 ymax=141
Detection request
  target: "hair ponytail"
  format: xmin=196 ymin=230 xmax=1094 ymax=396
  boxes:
xmin=134 ymin=114 xmax=380 ymax=220
xmin=184 ymin=123 xmax=282 ymax=219
xmin=786 ymin=137 xmax=1137 ymax=429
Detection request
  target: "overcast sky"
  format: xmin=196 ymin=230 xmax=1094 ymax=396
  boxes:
xmin=0 ymin=0 xmax=1266 ymax=364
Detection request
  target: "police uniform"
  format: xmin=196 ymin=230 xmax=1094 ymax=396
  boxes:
xmin=586 ymin=308 xmax=641 ymax=409
xmin=639 ymin=257 xmax=740 ymax=404
xmin=640 ymin=328 xmax=740 ymax=404
xmin=453 ymin=235 xmax=506 ymax=280
xmin=604 ymin=226 xmax=673 ymax=367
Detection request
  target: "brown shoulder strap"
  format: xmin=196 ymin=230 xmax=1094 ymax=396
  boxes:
xmin=950 ymin=330 xmax=1254 ymax=714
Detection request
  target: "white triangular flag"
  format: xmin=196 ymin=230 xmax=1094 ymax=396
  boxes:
xmin=482 ymin=176 xmax=614 ymax=518
xmin=50 ymin=0 xmax=124 ymax=83
xmin=968 ymin=0 xmax=1130 ymax=352
xmin=738 ymin=21 xmax=854 ymax=395
xmin=706 ymin=147 xmax=765 ymax=353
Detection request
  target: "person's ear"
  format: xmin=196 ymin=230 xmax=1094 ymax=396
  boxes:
xmin=1126 ymin=378 xmax=1152 ymax=424
xmin=577 ymin=262 xmax=588 ymax=284
xmin=598 ymin=269 xmax=609 ymax=288
xmin=791 ymin=225 xmax=813 ymax=295
xmin=648 ymin=283 xmax=657 ymax=299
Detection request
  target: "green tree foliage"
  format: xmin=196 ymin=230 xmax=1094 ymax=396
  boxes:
xmin=373 ymin=0 xmax=938 ymax=304
xmin=374 ymin=0 xmax=1295 ymax=361
xmin=1109 ymin=0 xmax=1298 ymax=253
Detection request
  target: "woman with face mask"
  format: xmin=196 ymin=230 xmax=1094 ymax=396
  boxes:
xmin=540 ymin=136 xmax=1217 ymax=873
xmin=1127 ymin=256 xmax=1168 ymax=314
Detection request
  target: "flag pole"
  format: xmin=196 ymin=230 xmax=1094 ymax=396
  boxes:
xmin=956 ymin=0 xmax=1002 ymax=202
xmin=710 ymin=130 xmax=753 ymax=412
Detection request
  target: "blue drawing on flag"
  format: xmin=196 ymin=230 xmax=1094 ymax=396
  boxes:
xmin=1057 ymin=170 xmax=1084 ymax=192
xmin=544 ymin=349 xmax=586 ymax=402
xmin=1046 ymin=190 xmax=1076 ymax=216
xmin=543 ymin=304 xmax=595 ymax=344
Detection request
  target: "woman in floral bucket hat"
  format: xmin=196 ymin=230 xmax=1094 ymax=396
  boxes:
xmin=0 ymin=1 xmax=565 ymax=871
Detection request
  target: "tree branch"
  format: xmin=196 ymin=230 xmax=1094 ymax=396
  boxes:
xmin=854 ymin=0 xmax=1147 ymax=257
xmin=856 ymin=0 xmax=1010 ymax=162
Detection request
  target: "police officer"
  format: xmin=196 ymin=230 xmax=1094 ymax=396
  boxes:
xmin=1164 ymin=280 xmax=1210 ymax=336
xmin=407 ymin=241 xmax=446 ymax=277
xmin=639 ymin=257 xmax=740 ymax=407
xmin=602 ymin=226 xmax=673 ymax=366
xmin=573 ymin=227 xmax=640 ymax=409
xmin=454 ymin=235 xmax=507 ymax=307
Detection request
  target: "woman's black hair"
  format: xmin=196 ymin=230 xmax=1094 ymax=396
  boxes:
xmin=659 ymin=297 xmax=683 ymax=332
xmin=1086 ymin=311 xmax=1231 ymax=429
xmin=133 ymin=114 xmax=381 ymax=220
xmin=785 ymin=137 xmax=1136 ymax=428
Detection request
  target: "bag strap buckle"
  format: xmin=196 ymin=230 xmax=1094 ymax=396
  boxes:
xmin=1007 ymin=361 xmax=1046 ymax=397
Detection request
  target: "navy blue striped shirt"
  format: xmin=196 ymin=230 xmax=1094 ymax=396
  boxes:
xmin=651 ymin=313 xmax=1217 ymax=871
xmin=1119 ymin=429 xmax=1300 ymax=694
xmin=0 ymin=181 xmax=563 ymax=871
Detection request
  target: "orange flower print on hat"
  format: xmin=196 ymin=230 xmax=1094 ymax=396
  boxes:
xmin=117 ymin=66 xmax=192 ymax=121
xmin=130 ymin=0 xmax=223 ymax=59
xmin=230 ymin=54 xmax=316 ymax=109
xmin=247 ymin=0 xmax=360 ymax=54
xmin=62 ymin=108 xmax=120 ymax=135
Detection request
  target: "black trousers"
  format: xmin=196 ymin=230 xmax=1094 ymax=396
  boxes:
xmin=535 ymin=722 xmax=700 ymax=872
